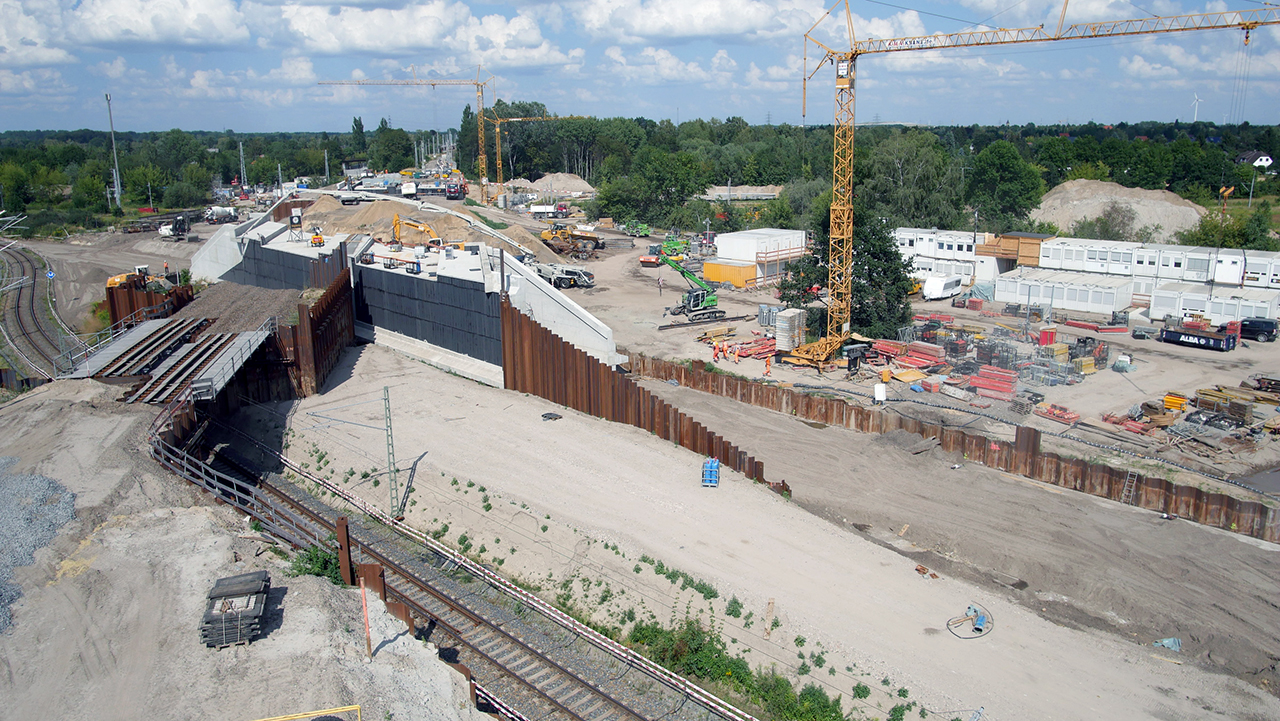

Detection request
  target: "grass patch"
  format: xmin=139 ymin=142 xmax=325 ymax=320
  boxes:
xmin=288 ymin=543 xmax=343 ymax=586
xmin=629 ymin=618 xmax=846 ymax=721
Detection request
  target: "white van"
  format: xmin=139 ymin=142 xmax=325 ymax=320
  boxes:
xmin=922 ymin=275 xmax=964 ymax=301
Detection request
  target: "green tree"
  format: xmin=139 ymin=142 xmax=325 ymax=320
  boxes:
xmin=162 ymin=181 xmax=204 ymax=208
xmin=856 ymin=130 xmax=962 ymax=229
xmin=369 ymin=119 xmax=414 ymax=172
xmin=1069 ymin=201 xmax=1161 ymax=243
xmin=1175 ymin=201 xmax=1276 ymax=251
xmin=1065 ymin=161 xmax=1111 ymax=181
xmin=124 ymin=164 xmax=168 ymax=205
xmin=350 ymin=117 xmax=367 ymax=154
xmin=966 ymin=140 xmax=1045 ymax=231
xmin=71 ymin=172 xmax=108 ymax=211
xmin=780 ymin=199 xmax=913 ymax=340
xmin=0 ymin=162 xmax=32 ymax=212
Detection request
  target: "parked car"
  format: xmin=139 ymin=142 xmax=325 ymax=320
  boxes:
xmin=1221 ymin=317 xmax=1279 ymax=342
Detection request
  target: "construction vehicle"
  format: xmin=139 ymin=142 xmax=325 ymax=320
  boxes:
xmin=659 ymin=252 xmax=725 ymax=323
xmin=401 ymin=181 xmax=418 ymax=199
xmin=310 ymin=227 xmax=324 ymax=247
xmin=106 ymin=265 xmax=171 ymax=291
xmin=621 ymin=222 xmax=651 ymax=238
xmin=530 ymin=202 xmax=570 ymax=219
xmin=392 ymin=214 xmax=441 ymax=250
xmin=445 ymin=181 xmax=467 ymax=200
xmin=204 ymin=206 xmax=238 ymax=224
xmin=541 ymin=223 xmax=603 ymax=260
xmin=533 ymin=263 xmax=595 ymax=289
xmin=795 ymin=3 xmax=1278 ymax=368
xmin=158 ymin=214 xmax=189 ymax=240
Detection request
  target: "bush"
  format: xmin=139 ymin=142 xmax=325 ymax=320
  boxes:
xmin=288 ymin=544 xmax=343 ymax=585
xmin=163 ymin=181 xmax=205 ymax=208
xmin=725 ymin=596 xmax=743 ymax=618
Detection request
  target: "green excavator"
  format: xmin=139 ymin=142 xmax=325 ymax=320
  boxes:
xmin=660 ymin=252 xmax=726 ymax=323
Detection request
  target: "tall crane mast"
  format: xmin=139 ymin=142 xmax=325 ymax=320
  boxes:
xmin=319 ymin=66 xmax=495 ymax=202
xmin=798 ymin=1 xmax=1280 ymax=364
xmin=483 ymin=115 xmax=587 ymax=192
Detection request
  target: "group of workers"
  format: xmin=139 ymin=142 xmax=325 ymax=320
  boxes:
xmin=710 ymin=339 xmax=771 ymax=376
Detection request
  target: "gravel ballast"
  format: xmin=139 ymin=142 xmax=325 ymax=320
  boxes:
xmin=0 ymin=455 xmax=76 ymax=632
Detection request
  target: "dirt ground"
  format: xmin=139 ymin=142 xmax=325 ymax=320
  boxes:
xmin=16 ymin=228 xmax=207 ymax=331
xmin=0 ymin=380 xmax=484 ymax=721
xmin=222 ymin=342 xmax=1280 ymax=721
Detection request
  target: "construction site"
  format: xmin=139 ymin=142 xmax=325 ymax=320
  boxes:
xmin=3 ymin=6 xmax=1280 ymax=721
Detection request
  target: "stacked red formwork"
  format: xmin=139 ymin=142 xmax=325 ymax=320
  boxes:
xmin=966 ymin=298 xmax=984 ymax=311
xmin=967 ymin=365 xmax=1018 ymax=402
xmin=872 ymin=340 xmax=906 ymax=357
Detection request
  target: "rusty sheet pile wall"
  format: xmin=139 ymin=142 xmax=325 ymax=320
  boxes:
xmin=274 ymin=268 xmax=355 ymax=397
xmin=502 ymin=300 xmax=785 ymax=493
xmin=629 ymin=353 xmax=1280 ymax=544
xmin=106 ymin=283 xmax=194 ymax=327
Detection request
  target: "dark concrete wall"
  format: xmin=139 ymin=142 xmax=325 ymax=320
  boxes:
xmin=353 ymin=264 xmax=501 ymax=366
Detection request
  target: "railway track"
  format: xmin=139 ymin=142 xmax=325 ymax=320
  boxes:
xmin=1 ymin=245 xmax=66 ymax=378
xmin=155 ymin=412 xmax=756 ymax=721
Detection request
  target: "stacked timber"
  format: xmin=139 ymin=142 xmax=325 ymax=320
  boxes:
xmin=201 ymin=571 xmax=270 ymax=648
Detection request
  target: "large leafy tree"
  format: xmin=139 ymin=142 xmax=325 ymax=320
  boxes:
xmin=368 ymin=118 xmax=414 ymax=172
xmin=966 ymin=140 xmax=1045 ymax=232
xmin=856 ymin=130 xmax=962 ymax=230
xmin=780 ymin=197 xmax=914 ymax=340
xmin=350 ymin=117 xmax=366 ymax=154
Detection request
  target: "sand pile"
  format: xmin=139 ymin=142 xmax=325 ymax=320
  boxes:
xmin=531 ymin=173 xmax=594 ymax=194
xmin=1032 ymin=179 xmax=1207 ymax=243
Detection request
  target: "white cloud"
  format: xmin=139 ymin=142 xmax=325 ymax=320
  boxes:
xmin=0 ymin=0 xmax=75 ymax=67
xmin=572 ymin=0 xmax=829 ymax=43
xmin=603 ymin=45 xmax=710 ymax=84
xmin=1119 ymin=54 xmax=1178 ymax=78
xmin=272 ymin=2 xmax=580 ymax=68
xmin=256 ymin=56 xmax=316 ymax=85
xmin=70 ymin=0 xmax=249 ymax=48
xmin=0 ymin=67 xmax=70 ymax=96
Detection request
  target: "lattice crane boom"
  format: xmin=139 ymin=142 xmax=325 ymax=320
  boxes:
xmin=799 ymin=1 xmax=1280 ymax=362
xmin=319 ymin=67 xmax=494 ymax=202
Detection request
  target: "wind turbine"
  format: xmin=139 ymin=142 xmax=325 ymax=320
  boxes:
xmin=1191 ymin=93 xmax=1202 ymax=122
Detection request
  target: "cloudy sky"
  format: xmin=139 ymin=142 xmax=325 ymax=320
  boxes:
xmin=2 ymin=0 xmax=1277 ymax=132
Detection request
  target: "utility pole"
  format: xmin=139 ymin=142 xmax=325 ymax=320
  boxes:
xmin=105 ymin=94 xmax=123 ymax=209
xmin=324 ymin=149 xmax=330 ymax=181
xmin=383 ymin=386 xmax=399 ymax=517
xmin=239 ymin=142 xmax=247 ymax=190
xmin=277 ymin=163 xmax=283 ymax=197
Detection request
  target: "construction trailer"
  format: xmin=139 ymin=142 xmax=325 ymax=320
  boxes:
xmin=710 ymin=228 xmax=807 ymax=287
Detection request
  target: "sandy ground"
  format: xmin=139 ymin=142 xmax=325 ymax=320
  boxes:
xmin=13 ymin=229 xmax=206 ymax=330
xmin=1031 ymin=179 xmax=1207 ymax=243
xmin=0 ymin=380 xmax=484 ymax=721
xmin=224 ymin=343 xmax=1280 ymax=721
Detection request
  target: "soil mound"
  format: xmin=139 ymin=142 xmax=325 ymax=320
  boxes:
xmin=1032 ymin=179 xmax=1206 ymax=243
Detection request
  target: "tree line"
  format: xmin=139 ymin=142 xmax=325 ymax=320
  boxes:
xmin=0 ymin=122 xmax=446 ymax=235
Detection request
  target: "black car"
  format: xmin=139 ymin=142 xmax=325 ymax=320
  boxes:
xmin=1224 ymin=317 xmax=1279 ymax=342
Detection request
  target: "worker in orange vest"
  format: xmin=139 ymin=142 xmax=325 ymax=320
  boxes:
xmin=712 ymin=341 xmax=720 ymax=361
xmin=764 ymin=355 xmax=772 ymax=376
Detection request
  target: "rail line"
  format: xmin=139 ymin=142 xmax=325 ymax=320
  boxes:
xmin=149 ymin=398 xmax=757 ymax=721
xmin=1 ymin=245 xmax=65 ymax=378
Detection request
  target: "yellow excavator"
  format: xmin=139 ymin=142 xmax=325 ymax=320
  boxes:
xmin=391 ymin=213 xmax=442 ymax=251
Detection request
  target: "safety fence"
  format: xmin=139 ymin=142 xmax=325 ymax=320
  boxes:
xmin=501 ymin=299 xmax=787 ymax=494
xmin=628 ymin=353 xmax=1280 ymax=544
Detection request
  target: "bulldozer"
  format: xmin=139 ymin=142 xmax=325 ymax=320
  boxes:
xmin=541 ymin=222 xmax=603 ymax=260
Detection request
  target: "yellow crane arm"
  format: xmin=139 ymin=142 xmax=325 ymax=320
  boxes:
xmin=848 ymin=8 xmax=1278 ymax=58
xmin=319 ymin=67 xmax=493 ymax=203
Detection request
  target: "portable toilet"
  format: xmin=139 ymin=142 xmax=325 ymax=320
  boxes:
xmin=702 ymin=458 xmax=720 ymax=488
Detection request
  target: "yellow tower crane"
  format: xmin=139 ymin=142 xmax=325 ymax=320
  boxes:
xmin=483 ymin=115 xmax=587 ymax=193
xmin=796 ymin=0 xmax=1280 ymax=365
xmin=319 ymin=66 xmax=495 ymax=203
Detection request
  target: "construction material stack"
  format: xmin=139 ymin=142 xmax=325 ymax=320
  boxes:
xmin=968 ymin=366 xmax=1018 ymax=402
xmin=775 ymin=309 xmax=806 ymax=352
xmin=201 ymin=571 xmax=270 ymax=648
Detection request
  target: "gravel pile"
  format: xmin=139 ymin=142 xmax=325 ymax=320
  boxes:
xmin=0 ymin=456 xmax=76 ymax=632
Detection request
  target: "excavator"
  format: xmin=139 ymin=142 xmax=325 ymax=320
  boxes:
xmin=390 ymin=213 xmax=442 ymax=251
xmin=659 ymin=252 xmax=725 ymax=323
